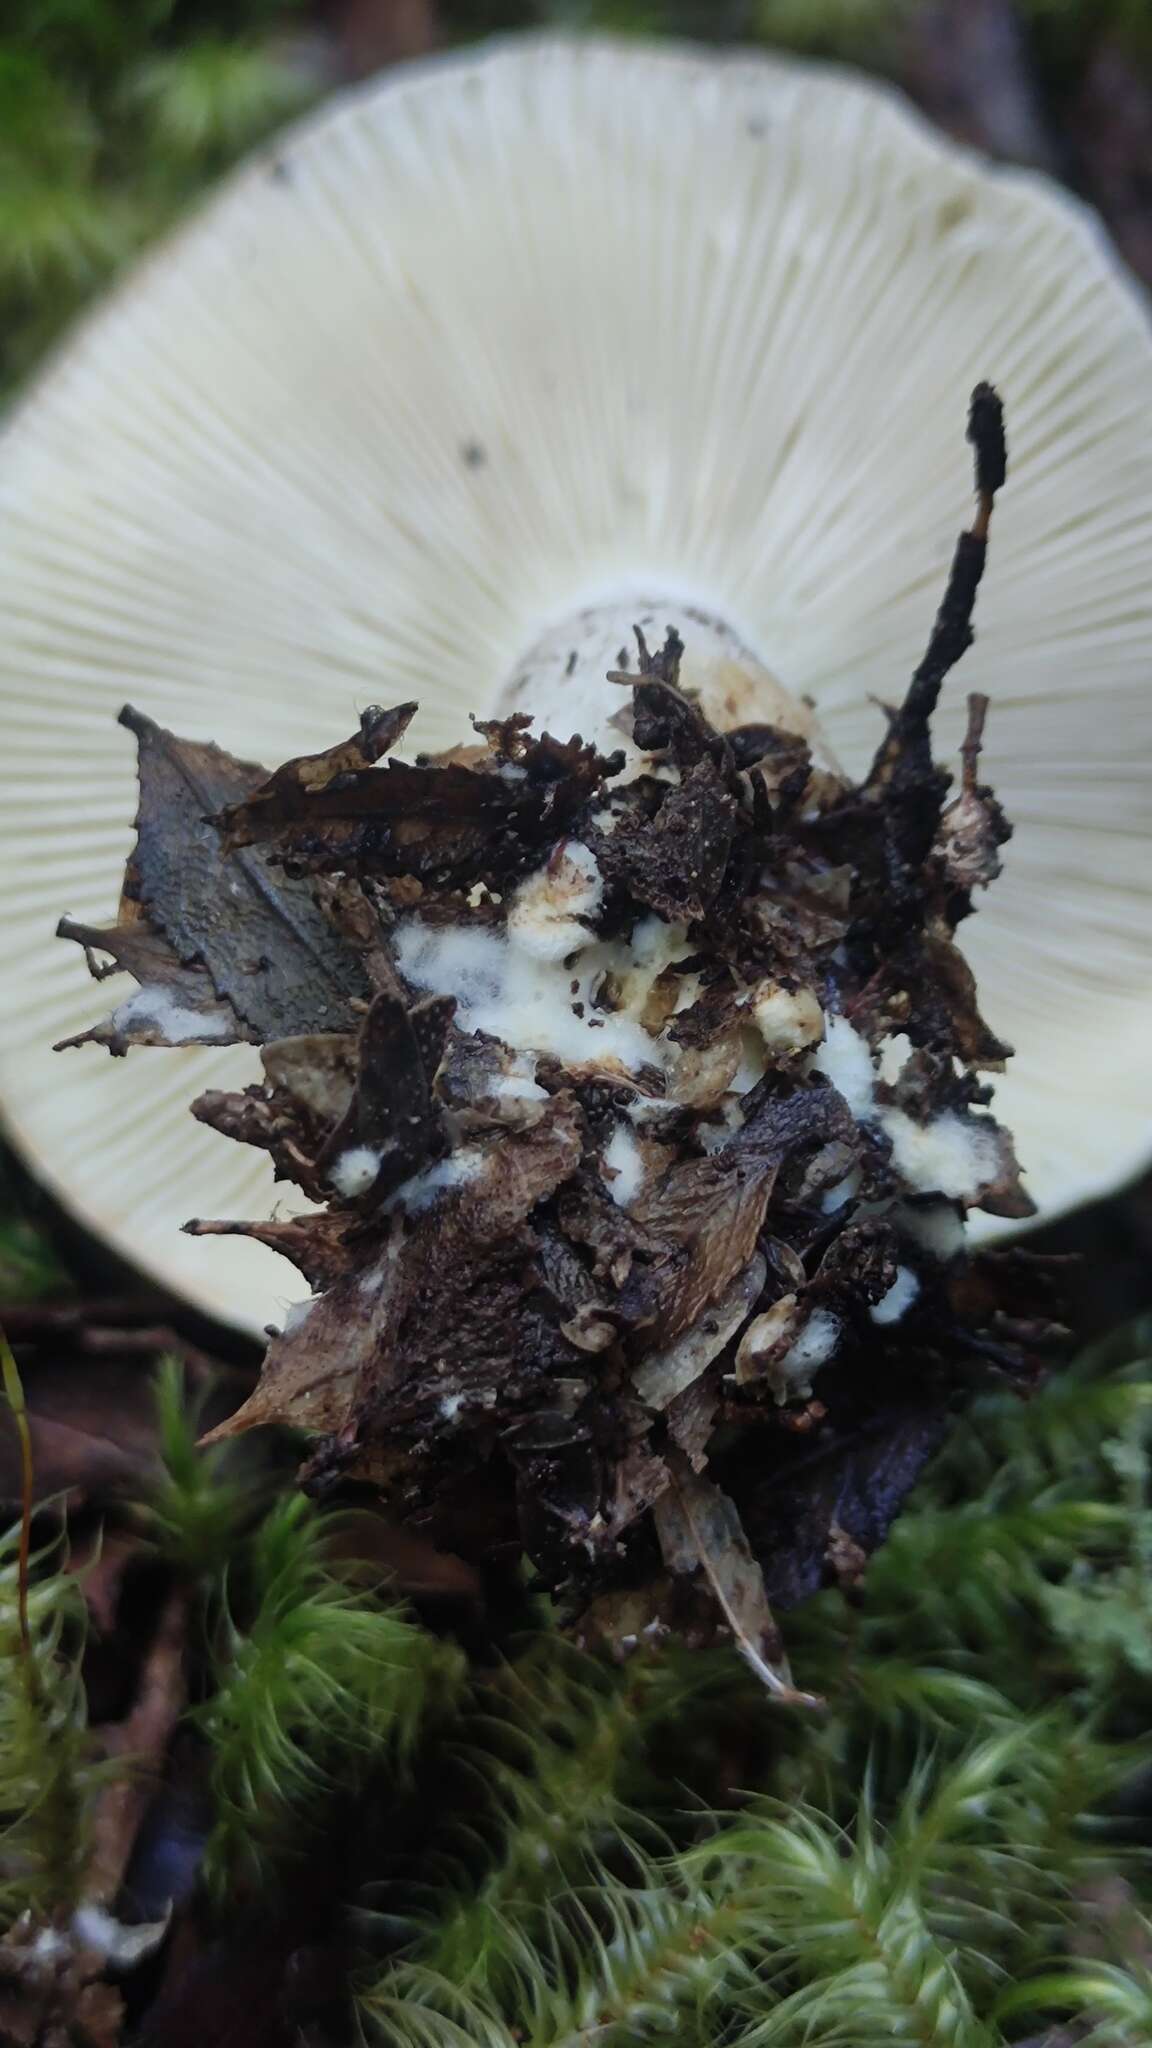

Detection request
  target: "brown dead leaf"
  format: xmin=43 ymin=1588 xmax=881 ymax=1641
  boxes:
xmin=343 ymin=1101 xmax=586 ymax=1422
xmin=313 ymin=991 xmax=454 ymax=1204
xmin=0 ymin=1358 xmax=162 ymax=1508
xmin=216 ymin=719 xmax=614 ymax=888
xmin=665 ymin=1373 xmax=721 ymax=1474
xmin=199 ymin=1224 xmax=405 ymax=1444
xmin=596 ymin=758 xmax=737 ymax=921
xmin=260 ymin=1035 xmax=357 ymax=1127
xmin=628 ymin=1157 xmax=776 ymax=1346
xmin=216 ymin=703 xmax=416 ymax=851
xmin=606 ymin=1442 xmax=671 ymax=1536
xmin=633 ymin=1254 xmax=765 ymax=1411
xmin=55 ymin=919 xmax=250 ymax=1053
xmin=183 ymin=1212 xmax=357 ymax=1292
xmin=190 ymin=1084 xmax=329 ymax=1203
xmin=112 ymin=706 xmax=373 ymax=1040
xmin=654 ymin=1454 xmax=820 ymax=1705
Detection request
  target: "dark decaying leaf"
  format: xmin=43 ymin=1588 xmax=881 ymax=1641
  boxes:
xmin=604 ymin=1439 xmax=672 ymax=1538
xmin=190 ymin=1081 xmax=331 ymax=1204
xmin=215 ymin=702 xmax=417 ymax=851
xmin=0 ymin=1335 xmax=243 ymax=1512
xmin=313 ymin=991 xmax=455 ymax=1204
xmin=625 ymin=1153 xmax=777 ymax=1346
xmin=731 ymin=1391 xmax=953 ymax=1610
xmin=595 ymin=757 xmax=737 ymax=921
xmin=665 ymin=1372 xmax=722 ymax=1474
xmin=915 ymin=930 xmax=1013 ymax=1069
xmin=0 ymin=1356 xmax=163 ymax=1507
xmin=183 ymin=1211 xmax=359 ymax=1293
xmin=632 ymin=1255 xmax=766 ymax=1412
xmin=344 ymin=1098 xmax=587 ymax=1427
xmin=654 ymin=1455 xmax=820 ymax=1705
xmin=113 ymin=706 xmax=373 ymax=1039
xmin=54 ymin=917 xmax=251 ymax=1051
xmin=200 ymin=1225 xmax=406 ymax=1444
xmin=215 ymin=712 xmax=618 ymax=888
xmin=259 ymin=1035 xmax=358 ymax=1128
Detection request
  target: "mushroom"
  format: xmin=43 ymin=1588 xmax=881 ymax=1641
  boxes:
xmin=0 ymin=36 xmax=1149 ymax=1334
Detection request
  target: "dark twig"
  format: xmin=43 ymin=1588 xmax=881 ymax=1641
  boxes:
xmin=86 ymin=1587 xmax=189 ymax=1907
xmin=959 ymin=692 xmax=991 ymax=796
xmin=908 ymin=380 xmax=1006 ymax=723
xmin=864 ymin=382 xmax=1006 ymax=811
xmin=0 ymin=1296 xmax=178 ymax=1339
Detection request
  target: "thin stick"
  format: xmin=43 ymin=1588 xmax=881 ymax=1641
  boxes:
xmin=904 ymin=382 xmax=1007 ymax=724
xmin=864 ymin=383 xmax=1007 ymax=826
xmin=960 ymin=691 xmax=991 ymax=794
xmin=86 ymin=1585 xmax=188 ymax=1906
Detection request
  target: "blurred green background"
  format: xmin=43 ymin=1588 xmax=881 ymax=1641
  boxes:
xmin=6 ymin=0 xmax=1152 ymax=397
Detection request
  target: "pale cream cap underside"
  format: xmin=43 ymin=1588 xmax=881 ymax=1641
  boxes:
xmin=1 ymin=35 xmax=1150 ymax=1333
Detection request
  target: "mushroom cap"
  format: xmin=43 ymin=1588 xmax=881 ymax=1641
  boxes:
xmin=1 ymin=34 xmax=1149 ymax=1334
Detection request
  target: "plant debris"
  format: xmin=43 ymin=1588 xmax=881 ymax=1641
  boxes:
xmin=58 ymin=387 xmax=1061 ymax=1689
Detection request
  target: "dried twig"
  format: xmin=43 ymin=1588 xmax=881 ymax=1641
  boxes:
xmin=85 ymin=1587 xmax=189 ymax=1908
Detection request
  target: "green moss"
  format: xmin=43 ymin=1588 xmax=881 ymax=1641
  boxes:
xmin=3 ymin=1301 xmax=1151 ymax=2033
xmin=144 ymin=1356 xmax=249 ymax=1585
xmin=0 ymin=1522 xmax=95 ymax=1924
xmin=355 ymin=1323 xmax=1152 ymax=2044
xmin=197 ymin=1493 xmax=463 ymax=1896
xmin=0 ymin=0 xmax=315 ymax=395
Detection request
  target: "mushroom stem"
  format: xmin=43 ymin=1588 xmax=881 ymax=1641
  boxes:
xmin=495 ymin=591 xmax=816 ymax=754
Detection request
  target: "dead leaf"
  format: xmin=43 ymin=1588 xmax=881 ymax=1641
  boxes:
xmin=654 ymin=1454 xmax=820 ymax=1705
xmin=665 ymin=1373 xmax=721 ymax=1474
xmin=55 ymin=920 xmax=250 ymax=1052
xmin=215 ymin=703 xmax=416 ymax=851
xmin=183 ymin=1212 xmax=358 ymax=1293
xmin=215 ymin=717 xmax=615 ymax=888
xmin=731 ymin=1394 xmax=954 ymax=1610
xmin=595 ymin=757 xmax=737 ymax=921
xmin=313 ymin=990 xmax=454 ymax=1204
xmin=633 ymin=1254 xmax=765 ymax=1410
xmin=0 ymin=1358 xmax=162 ymax=1507
xmin=111 ymin=706 xmax=373 ymax=1040
xmin=260 ymin=1035 xmax=357 ymax=1127
xmin=628 ymin=1158 xmax=776 ymax=1346
xmin=190 ymin=1084 xmax=330 ymax=1203
xmin=605 ymin=1442 xmax=671 ymax=1536
xmin=199 ymin=1225 xmax=405 ymax=1445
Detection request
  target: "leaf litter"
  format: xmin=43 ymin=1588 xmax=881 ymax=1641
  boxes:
xmin=58 ymin=388 xmax=1062 ymax=1694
